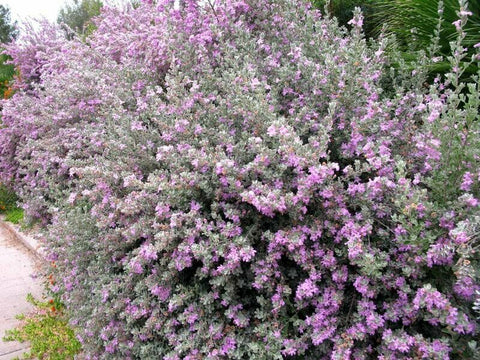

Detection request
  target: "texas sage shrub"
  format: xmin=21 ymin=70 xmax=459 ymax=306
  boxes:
xmin=1 ymin=0 xmax=479 ymax=358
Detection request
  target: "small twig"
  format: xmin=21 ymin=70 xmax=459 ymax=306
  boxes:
xmin=206 ymin=0 xmax=219 ymax=20
xmin=345 ymin=294 xmax=356 ymax=325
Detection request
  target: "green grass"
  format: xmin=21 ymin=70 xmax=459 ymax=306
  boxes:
xmin=4 ymin=207 xmax=24 ymax=224
xmin=2 ymin=294 xmax=82 ymax=360
xmin=0 ymin=184 xmax=24 ymax=224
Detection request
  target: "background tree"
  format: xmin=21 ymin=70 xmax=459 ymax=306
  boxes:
xmin=0 ymin=5 xmax=18 ymax=214
xmin=0 ymin=5 xmax=18 ymax=44
xmin=57 ymin=0 xmax=103 ymax=39
xmin=0 ymin=5 xmax=17 ymax=100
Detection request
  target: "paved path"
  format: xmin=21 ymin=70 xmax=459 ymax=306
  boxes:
xmin=0 ymin=222 xmax=43 ymax=360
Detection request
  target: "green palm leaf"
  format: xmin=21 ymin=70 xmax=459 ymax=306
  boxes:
xmin=372 ymin=0 xmax=480 ymax=52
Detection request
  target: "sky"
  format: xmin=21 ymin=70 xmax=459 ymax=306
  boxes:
xmin=1 ymin=0 xmax=66 ymax=23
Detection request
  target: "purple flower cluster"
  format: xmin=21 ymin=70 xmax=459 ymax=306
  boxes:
xmin=1 ymin=0 xmax=479 ymax=358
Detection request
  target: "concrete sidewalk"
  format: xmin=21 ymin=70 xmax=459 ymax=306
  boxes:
xmin=0 ymin=222 xmax=44 ymax=360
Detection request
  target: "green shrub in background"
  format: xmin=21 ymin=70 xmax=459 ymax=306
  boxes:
xmin=313 ymin=0 xmax=480 ymax=49
xmin=0 ymin=5 xmax=19 ymax=222
xmin=0 ymin=53 xmax=15 ymax=99
xmin=0 ymin=184 xmax=18 ymax=212
xmin=372 ymin=0 xmax=480 ymax=80
xmin=372 ymin=0 xmax=480 ymax=51
xmin=3 ymin=294 xmax=82 ymax=360
xmin=0 ymin=184 xmax=23 ymax=224
xmin=0 ymin=5 xmax=17 ymax=99
xmin=5 ymin=207 xmax=24 ymax=224
xmin=312 ymin=0 xmax=377 ymax=37
xmin=314 ymin=0 xmax=480 ymax=80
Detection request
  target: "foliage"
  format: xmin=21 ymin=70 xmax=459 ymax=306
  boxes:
xmin=0 ymin=5 xmax=18 ymax=44
xmin=0 ymin=5 xmax=17 ymax=100
xmin=312 ymin=0 xmax=480 ymax=51
xmin=0 ymin=54 xmax=15 ymax=99
xmin=0 ymin=183 xmax=22 ymax=225
xmin=313 ymin=0 xmax=480 ymax=80
xmin=372 ymin=0 xmax=480 ymax=51
xmin=4 ymin=207 xmax=24 ymax=224
xmin=374 ymin=0 xmax=480 ymax=83
xmin=0 ymin=183 xmax=18 ymax=212
xmin=2 ymin=294 xmax=82 ymax=360
xmin=0 ymin=173 xmax=23 ymax=227
xmin=57 ymin=0 xmax=102 ymax=39
xmin=312 ymin=0 xmax=377 ymax=36
xmin=1 ymin=0 xmax=479 ymax=358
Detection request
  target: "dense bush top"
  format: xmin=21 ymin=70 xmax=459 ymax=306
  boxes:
xmin=1 ymin=0 xmax=479 ymax=358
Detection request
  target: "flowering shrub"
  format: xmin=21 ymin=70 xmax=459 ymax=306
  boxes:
xmin=1 ymin=0 xmax=479 ymax=358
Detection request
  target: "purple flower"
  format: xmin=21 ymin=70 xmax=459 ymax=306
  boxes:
xmin=151 ymin=285 xmax=170 ymax=301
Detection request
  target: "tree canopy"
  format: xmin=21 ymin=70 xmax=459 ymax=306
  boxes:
xmin=0 ymin=5 xmax=17 ymax=44
xmin=0 ymin=5 xmax=17 ymax=100
xmin=57 ymin=0 xmax=102 ymax=38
